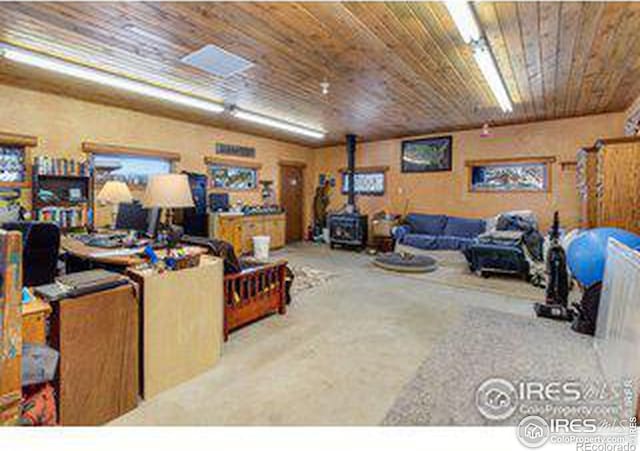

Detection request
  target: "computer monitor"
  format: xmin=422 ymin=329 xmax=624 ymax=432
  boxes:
xmin=115 ymin=201 xmax=160 ymax=238
xmin=209 ymin=193 xmax=229 ymax=212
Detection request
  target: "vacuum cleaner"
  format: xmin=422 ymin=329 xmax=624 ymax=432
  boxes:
xmin=534 ymin=212 xmax=574 ymax=321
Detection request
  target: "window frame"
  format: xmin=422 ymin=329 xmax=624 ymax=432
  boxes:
xmin=465 ymin=156 xmax=555 ymax=193
xmin=339 ymin=165 xmax=388 ymax=196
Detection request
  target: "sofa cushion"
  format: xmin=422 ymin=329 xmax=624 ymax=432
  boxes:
xmin=443 ymin=216 xmax=486 ymax=239
xmin=434 ymin=235 xmax=475 ymax=250
xmin=405 ymin=214 xmax=447 ymax=236
xmin=401 ymin=233 xmax=440 ymax=250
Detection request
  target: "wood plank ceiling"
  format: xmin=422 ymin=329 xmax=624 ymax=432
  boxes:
xmin=0 ymin=2 xmax=639 ymax=146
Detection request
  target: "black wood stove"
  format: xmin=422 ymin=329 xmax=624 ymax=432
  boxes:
xmin=328 ymin=134 xmax=368 ymax=251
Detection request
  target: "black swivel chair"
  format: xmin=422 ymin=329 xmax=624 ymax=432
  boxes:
xmin=3 ymin=221 xmax=61 ymax=287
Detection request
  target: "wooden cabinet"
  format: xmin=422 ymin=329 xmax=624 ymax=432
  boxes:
xmin=210 ymin=212 xmax=286 ymax=255
xmin=578 ymin=137 xmax=640 ymax=234
xmin=50 ymin=284 xmax=139 ymax=425
xmin=218 ymin=215 xmax=243 ymax=254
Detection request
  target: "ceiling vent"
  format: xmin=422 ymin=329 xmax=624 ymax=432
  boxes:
xmin=180 ymin=44 xmax=254 ymax=78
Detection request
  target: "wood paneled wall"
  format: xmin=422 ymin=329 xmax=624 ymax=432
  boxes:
xmin=313 ymin=113 xmax=625 ymax=231
xmin=0 ymin=84 xmax=315 ymax=228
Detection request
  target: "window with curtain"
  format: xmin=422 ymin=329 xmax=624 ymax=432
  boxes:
xmin=93 ymin=154 xmax=171 ymax=187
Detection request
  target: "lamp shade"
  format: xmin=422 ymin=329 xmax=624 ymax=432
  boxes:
xmin=97 ymin=180 xmax=133 ymax=204
xmin=142 ymin=174 xmax=194 ymax=209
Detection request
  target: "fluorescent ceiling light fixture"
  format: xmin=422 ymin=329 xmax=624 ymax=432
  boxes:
xmin=0 ymin=43 xmax=224 ymax=114
xmin=444 ymin=1 xmax=481 ymax=44
xmin=230 ymin=108 xmax=326 ymax=140
xmin=473 ymin=43 xmax=513 ymax=113
xmin=444 ymin=1 xmax=513 ymax=113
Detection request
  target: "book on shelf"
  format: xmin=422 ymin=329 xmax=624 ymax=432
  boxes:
xmin=36 ymin=206 xmax=87 ymax=229
xmin=34 ymin=156 xmax=90 ymax=177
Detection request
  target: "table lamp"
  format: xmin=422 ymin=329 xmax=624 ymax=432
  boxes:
xmin=142 ymin=173 xmax=194 ymax=227
xmin=97 ymin=180 xmax=133 ymax=229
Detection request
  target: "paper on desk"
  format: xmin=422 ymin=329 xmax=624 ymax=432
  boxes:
xmin=89 ymin=247 xmax=145 ymax=258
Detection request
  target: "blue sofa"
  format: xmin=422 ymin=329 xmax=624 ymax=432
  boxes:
xmin=393 ymin=213 xmax=486 ymax=251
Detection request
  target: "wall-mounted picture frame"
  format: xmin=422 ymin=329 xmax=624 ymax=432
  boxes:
xmin=401 ymin=136 xmax=453 ymax=173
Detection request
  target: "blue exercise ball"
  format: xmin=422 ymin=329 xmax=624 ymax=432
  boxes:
xmin=567 ymin=228 xmax=640 ymax=288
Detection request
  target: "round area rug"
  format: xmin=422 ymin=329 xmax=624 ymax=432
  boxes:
xmin=373 ymin=252 xmax=438 ymax=273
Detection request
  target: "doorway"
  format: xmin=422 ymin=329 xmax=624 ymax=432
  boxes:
xmin=279 ymin=162 xmax=305 ymax=243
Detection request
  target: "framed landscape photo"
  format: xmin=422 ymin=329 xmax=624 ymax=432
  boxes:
xmin=401 ymin=136 xmax=453 ymax=173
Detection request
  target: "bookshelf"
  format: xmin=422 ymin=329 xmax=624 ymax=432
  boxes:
xmin=32 ymin=157 xmax=93 ymax=231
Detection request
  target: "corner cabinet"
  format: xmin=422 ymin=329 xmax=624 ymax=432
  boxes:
xmin=209 ymin=212 xmax=286 ymax=255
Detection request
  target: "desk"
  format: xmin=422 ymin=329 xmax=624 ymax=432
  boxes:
xmin=127 ymin=256 xmax=223 ymax=399
xmin=61 ymin=234 xmax=209 ymax=268
xmin=22 ymin=298 xmax=52 ymax=345
xmin=61 ymin=235 xmax=146 ymax=267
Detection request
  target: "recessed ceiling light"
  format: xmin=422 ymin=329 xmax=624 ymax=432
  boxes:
xmin=181 ymin=44 xmax=254 ymax=78
xmin=0 ymin=43 xmax=225 ymax=114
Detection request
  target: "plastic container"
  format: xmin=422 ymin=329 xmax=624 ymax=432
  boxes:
xmin=253 ymin=235 xmax=271 ymax=260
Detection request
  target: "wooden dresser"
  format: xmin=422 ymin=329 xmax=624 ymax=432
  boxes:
xmin=209 ymin=212 xmax=286 ymax=255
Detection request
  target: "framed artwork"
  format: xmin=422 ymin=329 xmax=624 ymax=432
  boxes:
xmin=209 ymin=164 xmax=257 ymax=190
xmin=401 ymin=136 xmax=452 ymax=173
xmin=467 ymin=157 xmax=553 ymax=192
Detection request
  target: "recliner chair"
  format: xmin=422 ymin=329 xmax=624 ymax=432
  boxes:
xmin=2 ymin=221 xmax=60 ymax=287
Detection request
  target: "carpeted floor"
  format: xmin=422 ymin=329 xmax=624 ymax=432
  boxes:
xmin=382 ymin=306 xmax=606 ymax=426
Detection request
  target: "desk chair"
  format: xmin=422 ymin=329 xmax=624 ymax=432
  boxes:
xmin=3 ymin=221 xmax=60 ymax=287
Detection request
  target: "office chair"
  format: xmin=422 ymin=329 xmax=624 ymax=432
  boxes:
xmin=3 ymin=221 xmax=61 ymax=287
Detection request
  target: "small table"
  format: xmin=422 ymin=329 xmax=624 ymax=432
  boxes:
xmin=22 ymin=297 xmax=52 ymax=345
xmin=373 ymin=252 xmax=438 ymax=273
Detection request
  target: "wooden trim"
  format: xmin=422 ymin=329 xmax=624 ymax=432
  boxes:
xmin=278 ymin=159 xmax=307 ymax=169
xmin=82 ymin=142 xmax=181 ymax=161
xmin=0 ymin=132 xmax=38 ymax=147
xmin=338 ymin=165 xmax=390 ymax=173
xmin=464 ymin=156 xmax=556 ymax=167
xmin=204 ymin=156 xmax=262 ymax=169
xmin=595 ymin=136 xmax=640 ymax=148
xmin=560 ymin=161 xmax=578 ymax=170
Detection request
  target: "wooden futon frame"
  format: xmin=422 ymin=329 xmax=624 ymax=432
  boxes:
xmin=223 ymin=260 xmax=287 ymax=341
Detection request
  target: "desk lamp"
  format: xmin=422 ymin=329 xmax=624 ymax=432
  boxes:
xmin=142 ymin=173 xmax=194 ymax=228
xmin=97 ymin=180 xmax=133 ymax=229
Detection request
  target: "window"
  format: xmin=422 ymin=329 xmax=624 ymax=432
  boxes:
xmin=341 ymin=171 xmax=385 ymax=195
xmin=93 ymin=154 xmax=171 ymax=187
xmin=209 ymin=164 xmax=257 ymax=190
xmin=468 ymin=158 xmax=552 ymax=192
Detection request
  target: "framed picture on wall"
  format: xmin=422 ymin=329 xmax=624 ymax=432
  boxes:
xmin=401 ymin=136 xmax=453 ymax=173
